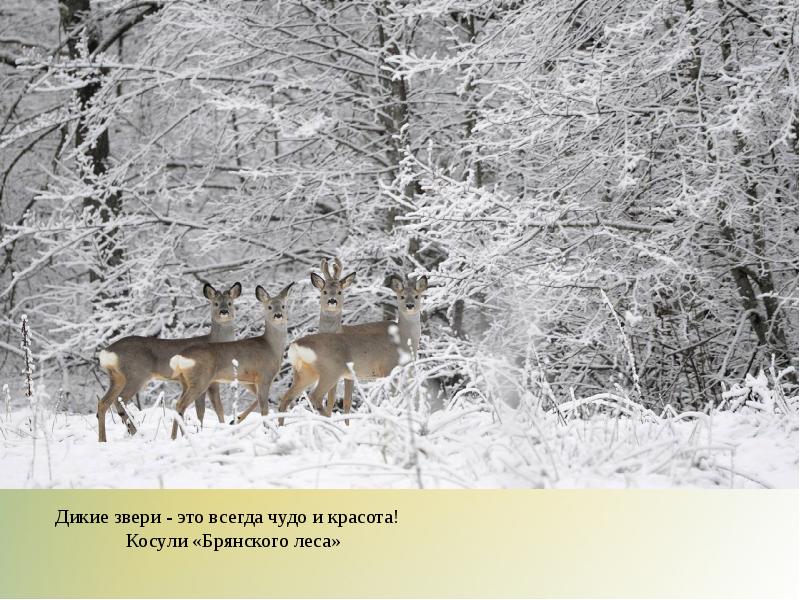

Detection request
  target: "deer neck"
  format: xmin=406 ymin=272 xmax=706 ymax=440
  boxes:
xmin=319 ymin=310 xmax=342 ymax=333
xmin=397 ymin=311 xmax=422 ymax=356
xmin=209 ymin=320 xmax=235 ymax=343
xmin=262 ymin=318 xmax=288 ymax=350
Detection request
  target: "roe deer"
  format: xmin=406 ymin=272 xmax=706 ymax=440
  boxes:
xmin=169 ymin=283 xmax=294 ymax=439
xmin=236 ymin=257 xmax=356 ymax=423
xmin=277 ymin=274 xmax=428 ymax=425
xmin=96 ymin=282 xmax=241 ymax=442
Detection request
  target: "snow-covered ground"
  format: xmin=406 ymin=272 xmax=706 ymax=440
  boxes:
xmin=1 ymin=379 xmax=797 ymax=489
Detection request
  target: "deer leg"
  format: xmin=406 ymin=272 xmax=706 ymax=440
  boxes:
xmin=172 ymin=378 xmax=210 ymax=440
xmin=343 ymin=379 xmax=355 ymax=426
xmin=235 ymin=400 xmax=258 ymax=424
xmin=113 ymin=371 xmax=150 ymax=437
xmin=277 ymin=367 xmax=318 ymax=426
xmin=207 ymin=383 xmax=225 ymax=423
xmin=234 ymin=385 xmax=261 ymax=424
xmin=113 ymin=399 xmax=137 ymax=436
xmin=195 ymin=390 xmax=207 ymax=425
xmin=324 ymin=384 xmax=338 ymax=418
xmin=97 ymin=371 xmax=125 ymax=443
xmin=256 ymin=380 xmax=272 ymax=417
xmin=308 ymin=374 xmax=340 ymax=417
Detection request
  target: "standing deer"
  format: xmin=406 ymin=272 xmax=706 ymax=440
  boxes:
xmin=169 ymin=282 xmax=294 ymax=439
xmin=277 ymin=274 xmax=428 ymax=425
xmin=96 ymin=282 xmax=241 ymax=442
xmin=312 ymin=257 xmax=357 ymax=334
xmin=236 ymin=257 xmax=356 ymax=423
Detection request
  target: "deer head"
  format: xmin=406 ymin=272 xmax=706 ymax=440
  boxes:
xmin=310 ymin=257 xmax=356 ymax=314
xmin=255 ymin=282 xmax=295 ymax=326
xmin=388 ymin=274 xmax=428 ymax=317
xmin=203 ymin=282 xmax=242 ymax=324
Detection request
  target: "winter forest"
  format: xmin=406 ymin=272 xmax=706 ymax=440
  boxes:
xmin=0 ymin=0 xmax=797 ymax=488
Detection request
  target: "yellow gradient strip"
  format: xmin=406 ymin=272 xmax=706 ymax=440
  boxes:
xmin=0 ymin=490 xmax=796 ymax=598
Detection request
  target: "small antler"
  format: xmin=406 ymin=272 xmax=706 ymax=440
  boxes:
xmin=321 ymin=258 xmax=333 ymax=280
xmin=332 ymin=257 xmax=343 ymax=279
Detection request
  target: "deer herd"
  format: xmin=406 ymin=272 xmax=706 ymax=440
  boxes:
xmin=96 ymin=259 xmax=429 ymax=442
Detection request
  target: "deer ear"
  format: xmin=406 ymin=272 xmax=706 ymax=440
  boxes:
xmin=340 ymin=272 xmax=356 ymax=289
xmin=310 ymin=272 xmax=325 ymax=290
xmin=255 ymin=285 xmax=270 ymax=303
xmin=415 ymin=276 xmax=428 ymax=293
xmin=280 ymin=282 xmax=295 ymax=298
xmin=228 ymin=282 xmax=242 ymax=299
xmin=387 ymin=275 xmax=404 ymax=293
xmin=203 ymin=283 xmax=217 ymax=300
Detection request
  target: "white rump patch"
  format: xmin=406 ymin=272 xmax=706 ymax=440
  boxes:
xmin=169 ymin=354 xmax=196 ymax=373
xmin=98 ymin=350 xmax=119 ymax=369
xmin=288 ymin=343 xmax=317 ymax=369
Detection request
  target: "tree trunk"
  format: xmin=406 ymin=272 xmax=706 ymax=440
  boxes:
xmin=717 ymin=1 xmax=791 ymax=369
xmin=375 ymin=4 xmax=416 ymax=232
xmin=59 ymin=0 xmax=123 ymax=282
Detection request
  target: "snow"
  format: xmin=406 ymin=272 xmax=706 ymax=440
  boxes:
xmin=1 ymin=388 xmax=796 ymax=489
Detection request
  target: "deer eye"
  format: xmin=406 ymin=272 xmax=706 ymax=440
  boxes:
xmin=322 ymin=291 xmax=327 ymax=295
xmin=268 ymin=305 xmax=273 ymax=310
xmin=414 ymin=295 xmax=418 ymax=298
xmin=337 ymin=291 xmax=341 ymax=295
